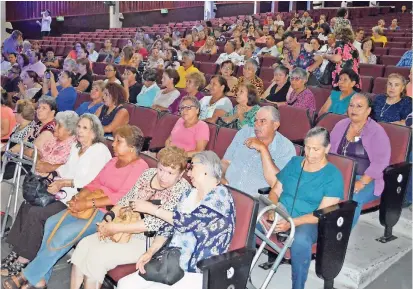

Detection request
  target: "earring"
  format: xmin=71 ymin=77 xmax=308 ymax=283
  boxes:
xmin=130 ymin=149 xmax=134 ymax=153
xmin=205 ymin=173 xmax=207 ymax=176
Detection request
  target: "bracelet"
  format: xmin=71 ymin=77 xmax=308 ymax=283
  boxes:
xmin=92 ymin=198 xmax=97 ymax=209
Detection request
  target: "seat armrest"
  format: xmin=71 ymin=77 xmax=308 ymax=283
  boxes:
xmin=313 ymin=200 xmax=357 ymax=219
xmin=258 ymin=187 xmax=271 ymax=195
xmin=196 ymin=247 xmax=255 ymax=271
xmin=149 ymin=146 xmax=165 ymax=153
xmin=384 ymin=161 xmax=411 ymax=173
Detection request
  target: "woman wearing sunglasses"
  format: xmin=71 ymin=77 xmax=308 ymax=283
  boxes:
xmin=117 ymin=151 xmax=235 ymax=289
xmin=165 ymin=96 xmax=209 ymax=157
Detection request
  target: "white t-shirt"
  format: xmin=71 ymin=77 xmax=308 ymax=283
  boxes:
xmin=41 ymin=16 xmax=52 ymax=32
xmin=257 ymin=46 xmax=280 ymax=57
xmin=274 ymin=20 xmax=285 ymax=27
xmin=104 ymin=79 xmax=122 ymax=85
xmin=88 ymin=50 xmax=99 ymax=62
xmin=56 ymin=143 xmax=112 ymax=204
xmin=215 ymin=52 xmax=242 ymax=65
xmin=152 ymin=89 xmax=180 ymax=108
xmin=199 ymin=95 xmax=233 ymax=120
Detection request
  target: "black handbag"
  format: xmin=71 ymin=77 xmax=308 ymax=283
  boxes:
xmin=22 ymin=171 xmax=57 ymax=207
xmin=139 ymin=247 xmax=184 ymax=285
xmin=319 ymin=61 xmax=335 ymax=86
xmin=216 ymin=117 xmax=239 ymax=129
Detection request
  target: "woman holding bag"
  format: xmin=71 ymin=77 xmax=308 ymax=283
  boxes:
xmin=1 ymin=114 xmax=111 ymax=278
xmin=117 ymin=151 xmax=235 ymax=289
xmin=70 ymin=146 xmax=191 ymax=289
xmin=2 ymin=125 xmax=149 ymax=289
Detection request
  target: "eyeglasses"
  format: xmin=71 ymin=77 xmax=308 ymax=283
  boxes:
xmin=179 ymin=105 xmax=196 ymax=112
xmin=104 ymin=69 xmax=114 ymax=72
xmin=290 ymin=76 xmax=303 ymax=82
xmin=186 ymin=161 xmax=201 ymax=171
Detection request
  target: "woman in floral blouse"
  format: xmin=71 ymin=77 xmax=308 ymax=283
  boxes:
xmin=287 ymin=68 xmax=316 ymax=112
xmin=69 ymin=146 xmax=191 ymax=289
xmin=231 ymin=58 xmax=264 ymax=97
xmin=118 ymin=151 xmax=235 ymax=289
xmin=322 ymin=27 xmax=360 ymax=89
xmin=221 ymin=83 xmax=260 ymax=130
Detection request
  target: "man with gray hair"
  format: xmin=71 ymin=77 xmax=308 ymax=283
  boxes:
xmin=176 ymin=50 xmax=200 ymax=89
xmin=221 ymin=106 xmax=296 ymax=198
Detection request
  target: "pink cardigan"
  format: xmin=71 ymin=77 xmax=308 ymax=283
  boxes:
xmin=85 ymin=157 xmax=149 ymax=211
xmin=330 ymin=117 xmax=391 ymax=196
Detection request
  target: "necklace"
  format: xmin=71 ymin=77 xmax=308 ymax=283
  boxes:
xmin=380 ymin=103 xmax=393 ymax=117
xmin=342 ymin=123 xmax=365 ymax=155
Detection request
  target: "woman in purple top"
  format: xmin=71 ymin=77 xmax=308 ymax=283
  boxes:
xmin=287 ymin=68 xmax=316 ymax=112
xmin=330 ymin=94 xmax=391 ymax=226
xmin=169 ymin=71 xmax=205 ymax=114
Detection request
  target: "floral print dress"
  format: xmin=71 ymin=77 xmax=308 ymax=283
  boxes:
xmin=332 ymin=41 xmax=360 ymax=89
xmin=287 ymin=44 xmax=320 ymax=79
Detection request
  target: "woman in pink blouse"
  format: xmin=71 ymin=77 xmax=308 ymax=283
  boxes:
xmin=287 ymin=67 xmax=316 ymax=112
xmin=4 ymin=125 xmax=149 ymax=289
xmin=165 ymin=96 xmax=210 ymax=157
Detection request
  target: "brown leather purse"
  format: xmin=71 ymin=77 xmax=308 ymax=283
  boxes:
xmin=47 ymin=189 xmax=106 ymax=251
xmin=110 ymin=207 xmax=141 ymax=243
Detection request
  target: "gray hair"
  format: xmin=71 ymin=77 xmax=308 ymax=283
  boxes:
xmin=290 ymin=67 xmax=308 ymax=81
xmin=55 ymin=111 xmax=79 ymax=136
xmin=22 ymin=40 xmax=32 ymax=50
xmin=305 ymin=127 xmax=330 ymax=147
xmin=258 ymin=106 xmax=280 ymax=122
xmin=87 ymin=42 xmax=95 ymax=50
xmin=142 ymin=68 xmax=158 ymax=82
xmin=182 ymin=50 xmax=195 ymax=62
xmin=245 ymin=58 xmax=259 ymax=72
xmin=38 ymin=95 xmax=57 ymax=113
xmin=180 ymin=96 xmax=201 ymax=111
xmin=77 ymin=113 xmax=105 ymax=146
xmin=193 ymin=151 xmax=222 ymax=181
xmin=64 ymin=58 xmax=77 ymax=70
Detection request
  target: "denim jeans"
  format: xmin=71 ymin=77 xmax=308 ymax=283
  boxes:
xmin=23 ymin=209 xmax=104 ymax=285
xmin=255 ymin=222 xmax=318 ymax=289
xmin=352 ymin=175 xmax=378 ymax=228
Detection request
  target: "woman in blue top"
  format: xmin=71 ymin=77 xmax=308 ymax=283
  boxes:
xmin=373 ymin=73 xmax=412 ymax=125
xmin=266 ymin=127 xmax=344 ymax=289
xmin=136 ymin=68 xmax=160 ymax=107
xmin=117 ymin=151 xmax=235 ymax=289
xmin=318 ymin=69 xmax=360 ymax=116
xmin=75 ymin=80 xmax=104 ymax=116
xmin=42 ymin=70 xmax=77 ymax=112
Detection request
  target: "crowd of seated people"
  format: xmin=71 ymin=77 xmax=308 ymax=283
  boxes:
xmin=0 ymin=5 xmax=412 ymax=289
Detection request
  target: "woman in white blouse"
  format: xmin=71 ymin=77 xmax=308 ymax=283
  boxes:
xmin=151 ymin=69 xmax=181 ymax=111
xmin=1 ymin=114 xmax=112 ymax=277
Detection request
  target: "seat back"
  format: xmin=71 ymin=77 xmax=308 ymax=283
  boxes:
xmin=212 ymin=127 xmax=238 ymax=159
xmin=140 ymin=153 xmax=158 ymax=168
xmin=227 ymin=186 xmax=259 ymax=250
xmin=359 ymin=63 xmax=385 ymax=77
xmin=294 ymin=144 xmax=303 ymax=156
xmin=372 ymin=77 xmax=387 ymax=94
xmin=327 ymin=154 xmax=357 ymax=201
xmin=74 ymin=92 xmax=91 ymax=110
xmin=206 ymin=122 xmax=218 ymax=151
xmin=278 ymin=106 xmax=313 ymax=143
xmin=316 ymin=113 xmax=347 ymax=133
xmin=380 ymin=122 xmax=412 ymax=164
xmin=308 ymin=87 xmax=331 ymax=113
xmin=130 ymin=106 xmax=159 ymax=139
xmin=149 ymin=113 xmax=180 ymax=149
xmin=384 ymin=66 xmax=410 ymax=78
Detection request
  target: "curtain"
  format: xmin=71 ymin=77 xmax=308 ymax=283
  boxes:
xmin=119 ymin=1 xmax=204 ymax=13
xmin=6 ymin=1 xmax=108 ymax=21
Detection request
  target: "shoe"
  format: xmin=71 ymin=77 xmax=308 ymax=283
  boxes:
xmin=1 ymin=252 xmax=18 ymax=270
xmin=1 ymin=261 xmax=27 ymax=277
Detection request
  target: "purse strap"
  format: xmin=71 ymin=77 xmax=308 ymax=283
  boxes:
xmin=46 ymin=209 xmax=99 ymax=251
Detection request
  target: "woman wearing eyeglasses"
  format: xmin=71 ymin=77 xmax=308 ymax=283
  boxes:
xmin=287 ymin=68 xmax=316 ymax=112
xmin=165 ymin=96 xmax=209 ymax=157
xmin=104 ymin=64 xmax=122 ymax=85
xmin=117 ymin=151 xmax=235 ymax=289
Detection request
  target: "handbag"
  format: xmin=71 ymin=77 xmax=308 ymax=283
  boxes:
xmin=139 ymin=246 xmax=184 ymax=285
xmin=46 ymin=189 xmax=106 ymax=251
xmin=319 ymin=61 xmax=335 ymax=86
xmin=110 ymin=207 xmax=141 ymax=243
xmin=22 ymin=171 xmax=57 ymax=207
xmin=216 ymin=117 xmax=239 ymax=129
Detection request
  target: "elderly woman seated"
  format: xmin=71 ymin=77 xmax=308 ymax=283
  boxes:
xmin=169 ymin=73 xmax=205 ymax=115
xmin=330 ymin=94 xmax=391 ymax=226
xmin=318 ymin=69 xmax=360 ymax=116
xmin=287 ymin=68 xmax=316 ymax=112
xmin=220 ymin=83 xmax=260 ymax=129
xmin=136 ymin=69 xmax=161 ymax=107
xmin=230 ymin=59 xmax=264 ymax=97
xmin=205 ymin=60 xmax=238 ymax=93
xmin=95 ymin=83 xmax=129 ymax=138
xmin=3 ymin=125 xmax=149 ymax=289
xmin=117 ymin=151 xmax=235 ymax=289
xmin=75 ymin=80 xmax=104 ymax=116
xmin=1 ymin=114 xmax=111 ymax=277
xmin=373 ymin=73 xmax=412 ymax=125
xmin=163 ymin=96 xmax=210 ymax=157
xmin=69 ymin=146 xmax=191 ymax=289
xmin=151 ymin=69 xmax=181 ymax=112
xmin=261 ymin=65 xmax=291 ymax=105
xmin=199 ymin=75 xmax=233 ymax=123
xmin=146 ymin=48 xmax=164 ymax=70
xmin=263 ymin=127 xmax=344 ymax=289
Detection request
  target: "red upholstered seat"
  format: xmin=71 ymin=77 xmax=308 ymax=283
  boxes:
xmin=278 ymin=105 xmax=313 ymax=143
xmin=205 ymin=122 xmax=218 ymax=150
xmin=360 ymin=76 xmax=373 ymax=93
xmin=195 ymin=54 xmax=211 ymax=62
xmin=372 ymin=77 xmax=388 ymax=94
xmin=359 ymin=63 xmax=385 ymax=77
xmin=308 ymin=86 xmax=331 ymax=113
xmin=212 ymin=127 xmax=238 ymax=159
xmin=93 ymin=62 xmax=106 ymax=75
xmin=388 ymin=48 xmax=409 ymax=56
xmin=129 ymin=106 xmax=159 ymax=140
xmin=258 ymin=67 xmax=274 ymax=82
xmin=316 ymin=113 xmax=347 ymax=133
xmin=386 ymin=42 xmax=406 ymax=48
xmin=384 ymin=66 xmax=410 ymax=78
xmin=149 ymin=113 xmax=180 ymax=149
xmin=373 ymin=47 xmax=388 ymax=56
xmin=198 ymin=62 xmax=218 ymax=75
xmin=74 ymin=92 xmax=91 ymax=110
xmin=379 ymin=55 xmax=401 ymax=66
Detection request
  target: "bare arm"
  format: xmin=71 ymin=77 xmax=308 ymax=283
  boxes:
xmin=185 ymin=140 xmax=208 ymax=157
xmin=221 ymin=159 xmax=231 ymax=185
xmin=293 ymin=196 xmax=340 ymax=226
xmin=204 ymin=109 xmax=227 ymax=124
xmin=103 ymin=109 xmax=129 ymax=133
xmin=318 ymin=97 xmax=332 ymax=116
xmin=75 ymin=79 xmax=91 ymax=93
xmin=1 ymin=118 xmax=10 ymax=138
xmin=260 ymin=146 xmax=280 ymax=187
xmin=261 ymin=82 xmax=276 ymax=99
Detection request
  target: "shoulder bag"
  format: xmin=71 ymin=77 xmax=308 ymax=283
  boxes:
xmin=22 ymin=171 xmax=57 ymax=207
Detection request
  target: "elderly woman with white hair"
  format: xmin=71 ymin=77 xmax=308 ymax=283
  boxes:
xmin=287 ymin=67 xmax=316 ymax=112
xmin=231 ymin=58 xmax=264 ymax=97
xmin=1 ymin=113 xmax=112 ymax=278
xmin=117 ymin=150 xmax=235 ymax=289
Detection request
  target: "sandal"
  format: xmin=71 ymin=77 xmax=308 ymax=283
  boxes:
xmin=2 ymin=273 xmax=27 ymax=289
xmin=1 ymin=252 xmax=18 ymax=270
xmin=1 ymin=261 xmax=28 ymax=277
xmin=21 ymin=285 xmax=47 ymax=289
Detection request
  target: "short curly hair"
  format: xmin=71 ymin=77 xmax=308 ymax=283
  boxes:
xmin=15 ymin=99 xmax=36 ymax=121
xmin=158 ymin=146 xmax=188 ymax=172
xmin=186 ymin=71 xmax=206 ymax=90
